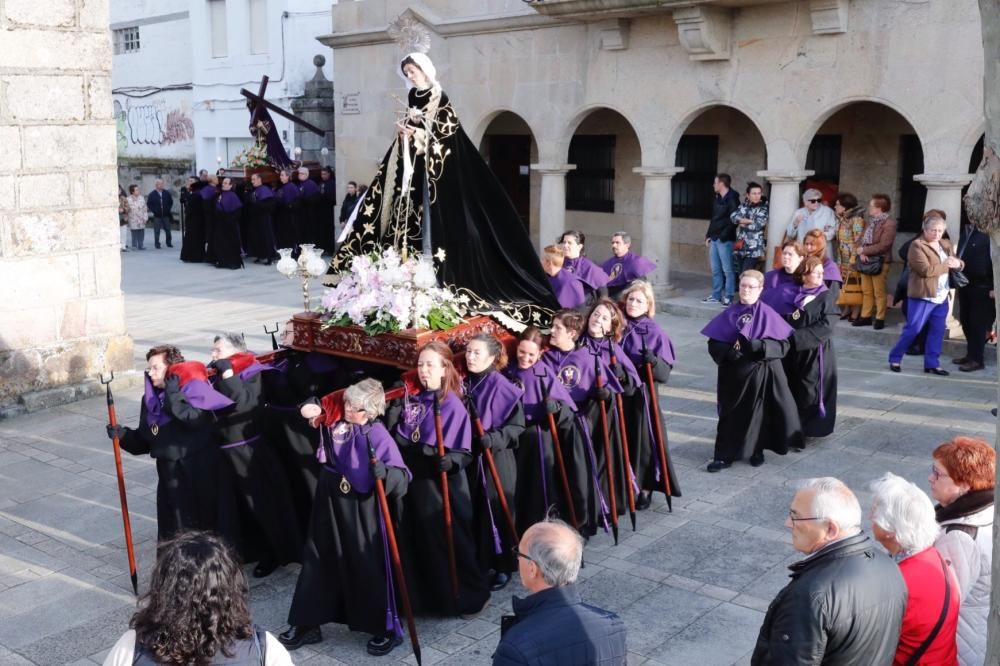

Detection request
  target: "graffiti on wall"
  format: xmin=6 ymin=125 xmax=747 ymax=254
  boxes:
xmin=114 ymin=99 xmax=194 ymax=153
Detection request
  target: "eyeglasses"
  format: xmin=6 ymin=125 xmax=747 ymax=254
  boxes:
xmin=806 ymin=199 xmax=821 ymax=204
xmin=788 ymin=510 xmax=826 ymax=523
xmin=930 ymin=465 xmax=950 ymax=481
xmin=511 ymin=546 xmax=535 ymax=563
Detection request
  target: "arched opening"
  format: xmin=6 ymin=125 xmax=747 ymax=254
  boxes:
xmin=563 ymin=108 xmax=642 ymax=255
xmin=804 ymin=102 xmax=926 ymax=233
xmin=961 ymin=134 xmax=985 ymax=225
xmin=478 ymin=111 xmax=537 ymax=233
xmin=671 ymin=106 xmax=767 ymax=275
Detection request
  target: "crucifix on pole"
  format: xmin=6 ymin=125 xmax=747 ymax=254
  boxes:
xmin=240 ymin=75 xmax=327 ymax=168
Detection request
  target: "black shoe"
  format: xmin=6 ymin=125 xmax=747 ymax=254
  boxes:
xmin=873 ymin=319 xmax=885 ymax=330
xmin=264 ymin=259 xmax=273 ymax=266
xmin=889 ymin=363 xmax=901 ymax=373
xmin=155 ymin=244 xmax=161 ymax=249
xmin=278 ymin=625 xmax=322 ymax=650
xmin=253 ymin=559 xmax=278 ymax=578
xmin=959 ymin=361 xmax=985 ymax=372
xmin=749 ymin=452 xmax=764 ymax=467
xmin=992 ymin=408 xmax=997 ymax=417
xmin=490 ymin=572 xmax=510 ymax=591
xmin=635 ymin=491 xmax=652 ymax=511
xmin=366 ymin=633 xmax=403 ymax=656
xmin=166 ymin=243 xmax=173 ymax=248
xmin=707 ymin=460 xmax=731 ymax=473
xmin=852 ymin=317 xmax=873 ymax=327
xmin=924 ymin=367 xmax=950 ymax=376
xmin=952 ymin=356 xmax=970 ymax=365
xmin=253 ymin=258 xmax=262 ymax=264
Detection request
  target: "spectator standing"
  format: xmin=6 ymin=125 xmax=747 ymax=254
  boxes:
xmin=599 ymin=231 xmax=656 ymax=300
xmin=147 ymin=178 xmax=174 ymax=249
xmin=118 ymin=186 xmax=130 ymax=252
xmin=703 ymin=173 xmax=740 ymax=305
xmin=730 ymin=181 xmax=768 ymax=274
xmin=339 ymin=181 xmax=360 ymax=229
xmin=853 ymin=193 xmax=898 ymax=330
xmin=751 ymin=478 xmax=907 ymax=665
xmin=319 ymin=166 xmax=337 ymax=253
xmin=102 ymin=531 xmax=293 ymax=666
xmin=784 ymin=188 xmax=837 ymax=254
xmin=930 ymin=437 xmax=995 ymax=666
xmin=869 ymin=473 xmax=959 ymax=666
xmin=888 ymin=210 xmax=963 ymax=375
xmin=125 ymin=184 xmax=148 ymax=250
xmin=953 ymin=221 xmax=994 ymax=372
xmin=833 ymin=193 xmax=866 ymax=320
xmin=492 ymin=519 xmax=627 ymax=666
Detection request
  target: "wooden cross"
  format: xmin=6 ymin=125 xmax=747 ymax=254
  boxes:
xmin=240 ymin=75 xmax=325 ymax=137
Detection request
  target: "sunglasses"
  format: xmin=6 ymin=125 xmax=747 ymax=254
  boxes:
xmin=806 ymin=199 xmax=821 ymax=204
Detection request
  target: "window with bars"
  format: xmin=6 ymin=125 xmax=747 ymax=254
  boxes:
xmin=672 ymin=135 xmax=718 ymax=218
xmin=806 ymin=134 xmax=842 ymax=183
xmin=898 ymin=134 xmax=927 ymax=233
xmin=113 ymin=27 xmax=140 ymax=55
xmin=566 ymin=135 xmax=615 ymax=213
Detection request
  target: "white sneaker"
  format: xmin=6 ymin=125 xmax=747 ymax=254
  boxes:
xmin=701 ymin=295 xmax=720 ymax=304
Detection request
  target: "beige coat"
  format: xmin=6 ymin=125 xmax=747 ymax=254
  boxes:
xmin=125 ymin=194 xmax=148 ymax=230
xmin=907 ymin=238 xmax=963 ymax=300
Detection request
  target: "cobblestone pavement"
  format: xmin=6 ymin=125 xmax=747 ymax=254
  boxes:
xmin=0 ymin=243 xmax=995 ymax=665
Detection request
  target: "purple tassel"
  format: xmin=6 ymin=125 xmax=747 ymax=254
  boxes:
xmin=536 ymin=426 xmax=549 ymax=510
xmin=577 ymin=415 xmax=610 ymax=534
xmin=817 ymin=343 xmax=827 ymax=418
xmin=377 ymin=505 xmax=403 ymax=636
xmin=478 ymin=458 xmax=503 ymax=555
xmin=316 ymin=426 xmax=328 ymax=464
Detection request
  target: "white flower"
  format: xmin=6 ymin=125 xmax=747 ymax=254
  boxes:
xmin=413 ymin=260 xmax=437 ymax=289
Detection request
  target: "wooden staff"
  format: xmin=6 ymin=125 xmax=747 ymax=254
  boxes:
xmin=640 ymin=329 xmax=673 ymax=512
xmin=533 ymin=369 xmax=578 ymax=530
xmin=590 ymin=349 xmax=619 ymax=545
xmin=466 ymin=399 xmax=518 ymax=544
xmin=366 ymin=436 xmax=421 ymax=666
xmin=606 ymin=340 xmax=637 ymax=532
xmin=99 ymin=372 xmax=138 ymax=595
xmin=433 ymin=393 xmax=460 ymax=602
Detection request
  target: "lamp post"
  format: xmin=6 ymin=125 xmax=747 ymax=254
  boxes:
xmin=276 ymin=243 xmax=327 ymax=311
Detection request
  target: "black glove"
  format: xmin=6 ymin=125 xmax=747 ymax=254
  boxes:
xmin=438 ymin=455 xmax=454 ymax=472
xmin=371 ymin=458 xmax=387 ymax=480
xmin=421 ymin=445 xmax=439 ymax=457
xmin=544 ymin=400 xmax=560 ymax=415
xmin=592 ymin=386 xmax=612 ymax=402
xmin=640 ymin=349 xmax=658 ymax=366
xmin=746 ymin=338 xmax=764 ymax=354
xmin=214 ymin=358 xmax=233 ymax=374
xmin=106 ymin=424 xmax=129 ymax=441
xmin=480 ymin=430 xmax=503 ymax=452
xmin=612 ymin=363 xmax=628 ymax=384
xmin=164 ymin=374 xmax=181 ymax=393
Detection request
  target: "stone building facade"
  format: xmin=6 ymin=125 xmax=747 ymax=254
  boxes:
xmin=320 ymin=0 xmax=985 ymax=292
xmin=0 ymin=0 xmax=132 ymax=414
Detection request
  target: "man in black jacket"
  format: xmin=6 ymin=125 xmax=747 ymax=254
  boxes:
xmin=752 ymin=478 xmax=906 ymax=665
xmin=147 ymin=179 xmax=174 ymax=249
xmin=953 ymin=222 xmax=995 ymax=372
xmin=703 ymin=173 xmax=740 ymax=305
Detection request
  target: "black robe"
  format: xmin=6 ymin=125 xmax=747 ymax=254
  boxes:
xmin=783 ymin=292 xmax=838 ymax=438
xmin=202 ymin=194 xmax=217 ymax=264
xmin=298 ymin=180 xmax=324 ymax=250
xmin=319 ymin=179 xmax=338 ymax=253
xmin=180 ymin=185 xmax=206 ymax=262
xmin=246 ymin=189 xmax=278 ymax=262
xmin=707 ymin=338 xmax=803 ymax=462
xmin=213 ymin=205 xmax=244 ymax=270
xmin=274 ymin=184 xmax=301 ymax=253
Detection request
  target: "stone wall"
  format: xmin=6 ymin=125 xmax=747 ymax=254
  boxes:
xmin=0 ymin=0 xmax=133 ymax=414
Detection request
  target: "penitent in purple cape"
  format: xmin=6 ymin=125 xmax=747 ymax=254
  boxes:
xmin=548 ymin=270 xmax=587 ymax=309
xmin=465 ymin=371 xmax=523 ymax=431
xmin=701 ymin=301 xmax=795 ymax=344
xmin=761 ymin=283 xmax=828 ymax=317
xmin=277 ymin=182 xmax=300 ymax=205
xmin=505 ymin=363 xmax=578 ymax=423
xmin=600 ymin=252 xmax=656 ymax=288
xmin=563 ymin=256 xmax=610 ymax=290
xmin=299 ymin=178 xmax=320 ymax=197
xmin=621 ymin=317 xmax=676 ymax=366
xmin=198 ymin=184 xmax=218 ymax=202
xmin=143 ymin=373 xmax=234 ymax=428
xmin=216 ymin=190 xmax=243 ymax=214
xmin=252 ymin=184 xmax=274 ymax=202
xmin=541 ymin=345 xmax=624 ymax=405
xmin=763 ymin=268 xmax=796 ymax=290
xmin=395 ymin=390 xmax=472 ymax=452
xmin=321 ymin=421 xmax=410 ymax=494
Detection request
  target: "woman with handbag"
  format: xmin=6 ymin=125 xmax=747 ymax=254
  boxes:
xmin=833 ymin=193 xmax=865 ymax=320
xmin=888 ymin=211 xmax=964 ymax=375
xmin=852 ymin=193 xmax=897 ymax=330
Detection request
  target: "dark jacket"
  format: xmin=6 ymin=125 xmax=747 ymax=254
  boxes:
xmin=339 ymin=192 xmax=360 ymax=223
xmin=856 ymin=216 xmax=897 ymax=261
xmin=958 ymin=226 xmax=993 ymax=289
xmin=707 ymin=188 xmax=740 ymax=242
xmin=493 ymin=585 xmax=627 ymax=666
xmin=751 ymin=533 xmax=907 ymax=666
xmin=147 ymin=189 xmax=174 ymax=217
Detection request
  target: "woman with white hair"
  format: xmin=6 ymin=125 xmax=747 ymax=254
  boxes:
xmin=869 ymin=472 xmax=959 ymax=665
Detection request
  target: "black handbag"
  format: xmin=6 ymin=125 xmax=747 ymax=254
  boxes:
xmin=949 ymin=269 xmax=969 ymax=289
xmin=855 ymin=254 xmax=884 ymax=275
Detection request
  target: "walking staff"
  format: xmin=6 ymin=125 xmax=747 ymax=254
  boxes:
xmin=640 ymin=329 xmax=673 ymax=511
xmin=534 ymin=369 xmax=578 ymax=530
xmin=433 ymin=393 xmax=460 ymax=602
xmin=606 ymin=339 xmax=637 ymax=532
xmin=590 ymin=349 xmax=619 ymax=545
xmin=466 ymin=398 xmax=518 ymax=544
xmin=100 ymin=372 xmax=139 ymax=595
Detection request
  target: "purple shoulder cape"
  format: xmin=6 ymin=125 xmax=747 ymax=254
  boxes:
xmin=466 ymin=370 xmax=523 ymax=431
xmin=763 ymin=268 xmax=795 ymax=290
xmin=700 ymin=300 xmax=795 ymax=343
xmin=549 ymin=271 xmax=587 ymax=309
xmin=563 ymin=256 xmax=610 ymax=289
xmin=198 ymin=185 xmax=218 ymax=201
xmin=822 ymin=257 xmax=842 ymax=283
xmin=299 ymin=179 xmax=320 ymax=196
xmin=504 ymin=363 xmax=578 ymax=423
xmin=580 ymin=335 xmax=640 ymax=385
xmin=762 ymin=283 xmax=828 ymax=316
xmin=622 ymin=317 xmax=676 ymax=366
xmin=252 ymin=184 xmax=274 ymax=202
xmin=143 ymin=373 xmax=234 ymax=428
xmin=216 ymin=190 xmax=242 ymax=213
xmin=394 ymin=390 xmax=472 ymax=452
xmin=279 ymin=183 xmax=300 ymax=204
xmin=541 ymin=344 xmax=623 ymax=404
xmin=321 ymin=421 xmax=410 ymax=494
xmin=600 ymin=252 xmax=657 ymax=287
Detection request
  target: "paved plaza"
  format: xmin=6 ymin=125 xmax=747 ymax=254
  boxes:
xmin=0 ymin=241 xmax=996 ymax=665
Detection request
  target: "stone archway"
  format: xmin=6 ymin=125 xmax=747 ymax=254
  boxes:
xmin=477 ymin=111 xmax=538 ymax=235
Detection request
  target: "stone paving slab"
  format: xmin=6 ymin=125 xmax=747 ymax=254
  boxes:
xmin=0 ymin=248 xmax=995 ymax=664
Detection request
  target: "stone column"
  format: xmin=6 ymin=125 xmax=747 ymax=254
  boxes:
xmin=633 ymin=166 xmax=684 ymax=294
xmin=291 ymin=55 xmax=336 ymax=163
xmin=0 ymin=0 xmax=133 ymax=416
xmin=913 ymin=173 xmax=975 ymax=242
xmin=757 ymin=170 xmax=815 ymax=261
xmin=530 ymin=164 xmax=575 ymax=253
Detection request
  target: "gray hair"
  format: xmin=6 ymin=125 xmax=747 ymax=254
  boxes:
xmin=524 ymin=518 xmax=584 ymax=587
xmin=213 ymin=333 xmax=246 ymax=353
xmin=343 ymin=378 xmax=386 ymax=418
xmin=611 ymin=231 xmax=631 ymax=245
xmin=297 ymin=166 xmax=309 ymax=176
xmin=799 ymin=477 xmax=862 ymax=536
xmin=802 ymin=188 xmax=823 ymax=203
xmin=922 ymin=212 xmax=947 ymax=231
xmin=869 ymin=473 xmax=940 ymax=553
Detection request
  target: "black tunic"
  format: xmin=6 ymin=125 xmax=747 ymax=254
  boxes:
xmin=274 ymin=184 xmax=301 ymax=253
xmin=319 ymin=180 xmax=338 ymax=252
xmin=202 ymin=195 xmax=217 ymax=264
xmin=180 ymin=186 xmax=205 ymax=262
xmin=212 ymin=207 xmax=244 ymax=270
xmin=622 ymin=357 xmax=682 ymax=501
xmin=245 ymin=191 xmax=278 ymax=261
xmin=782 ymin=292 xmax=838 ymax=438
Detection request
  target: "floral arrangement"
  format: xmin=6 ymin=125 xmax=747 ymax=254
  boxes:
xmin=230 ymin=140 xmax=271 ymax=168
xmin=319 ymin=247 xmax=468 ymax=334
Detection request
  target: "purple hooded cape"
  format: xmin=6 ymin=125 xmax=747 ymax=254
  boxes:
xmin=277 ymin=182 xmax=300 ymax=205
xmin=541 ymin=345 xmax=624 ymax=405
xmin=252 ymin=184 xmax=274 ymax=202
xmin=504 ymin=363 xmax=578 ymax=423
xmin=761 ymin=283 xmax=828 ymax=317
xmin=622 ymin=317 xmax=676 ymax=366
xmin=579 ymin=335 xmax=641 ymax=385
xmin=700 ymin=300 xmax=795 ymax=343
xmin=822 ymin=257 xmax=842 ymax=283
xmin=198 ymin=184 xmax=218 ymax=201
xmin=465 ymin=370 xmax=523 ymax=431
xmin=600 ymin=252 xmax=657 ymax=288
xmin=394 ymin=390 xmax=472 ymax=452
xmin=763 ymin=268 xmax=796 ymax=290
xmin=298 ymin=178 xmax=320 ymax=197
xmin=549 ymin=270 xmax=587 ymax=309
xmin=320 ymin=420 xmax=410 ymax=494
xmin=563 ymin=256 xmax=610 ymax=290
xmin=143 ymin=373 xmax=234 ymax=428
xmin=216 ymin=190 xmax=243 ymax=214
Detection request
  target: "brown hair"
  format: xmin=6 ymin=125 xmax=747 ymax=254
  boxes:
xmin=417 ymin=340 xmax=463 ymax=400
xmin=146 ymin=345 xmax=185 ymax=366
xmin=519 ymin=326 xmax=545 ymax=348
xmin=543 ymin=244 xmax=565 ymax=269
xmin=553 ymin=309 xmax=585 ymax=340
xmin=795 ymin=256 xmax=825 ymax=285
xmin=467 ymin=332 xmax=508 ymax=370
xmin=781 ymin=240 xmax=805 ymax=255
xmin=933 ymin=437 xmax=996 ymax=491
xmin=587 ymin=298 xmax=626 ymax=342
xmin=803 ymin=229 xmax=827 ymax=258
xmin=835 ymin=192 xmax=858 ymax=210
xmin=870 ymin=193 xmax=892 ymax=214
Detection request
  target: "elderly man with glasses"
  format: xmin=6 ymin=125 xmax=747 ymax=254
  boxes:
xmin=492 ymin=519 xmax=627 ymax=665
xmin=784 ymin=188 xmax=837 ymax=258
xmin=752 ymin=477 xmax=907 ymax=665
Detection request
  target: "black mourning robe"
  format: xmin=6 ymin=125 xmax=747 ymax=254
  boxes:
xmin=180 ymin=185 xmax=206 ymax=262
xmin=212 ymin=197 xmax=244 ymax=270
xmin=783 ymin=292 xmax=838 ymax=438
xmin=274 ymin=184 xmax=301 ymax=253
xmin=319 ymin=179 xmax=338 ymax=252
xmin=201 ymin=192 xmax=217 ymax=264
xmin=246 ymin=187 xmax=279 ymax=262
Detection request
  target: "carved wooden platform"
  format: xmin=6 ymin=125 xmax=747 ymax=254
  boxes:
xmin=290 ymin=312 xmax=514 ymax=369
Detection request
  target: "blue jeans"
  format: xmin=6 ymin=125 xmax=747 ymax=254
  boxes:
xmin=153 ymin=216 xmax=172 ymax=246
xmin=889 ymin=297 xmax=949 ymax=368
xmin=709 ymin=239 xmax=735 ymax=300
